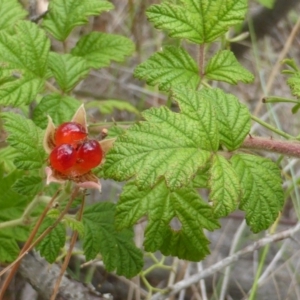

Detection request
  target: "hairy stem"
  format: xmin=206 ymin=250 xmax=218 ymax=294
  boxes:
xmin=241 ymin=136 xmax=300 ymax=158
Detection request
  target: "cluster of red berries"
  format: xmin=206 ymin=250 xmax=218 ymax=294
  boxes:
xmin=49 ymin=122 xmax=103 ymax=177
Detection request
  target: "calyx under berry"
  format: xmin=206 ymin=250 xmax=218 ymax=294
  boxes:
xmin=43 ymin=105 xmax=115 ymax=190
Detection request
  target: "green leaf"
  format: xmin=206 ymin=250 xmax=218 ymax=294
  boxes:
xmin=0 ymin=146 xmax=17 ymax=172
xmin=192 ymin=164 xmax=210 ymax=188
xmin=146 ymin=0 xmax=248 ymax=44
xmin=0 ymin=169 xmax=30 ymax=242
xmin=71 ymin=32 xmax=135 ymax=69
xmin=103 ymin=98 xmax=218 ymax=189
xmin=107 ymin=125 xmax=126 ymax=139
xmin=0 ymin=0 xmax=27 ymax=29
xmin=1 ymin=112 xmax=47 ymax=169
xmin=292 ymin=103 xmax=300 ymax=114
xmin=83 ymin=202 xmax=143 ymax=278
xmin=42 ymin=0 xmax=113 ymax=41
xmin=0 ymin=21 xmax=50 ymax=107
xmin=48 ymin=53 xmax=90 ymax=93
xmin=209 ymin=154 xmax=240 ymax=217
xmin=200 ymin=88 xmax=251 ymax=150
xmin=205 ymin=50 xmax=254 ymax=84
xmin=63 ymin=216 xmax=84 ymax=238
xmin=117 ymin=180 xmax=219 ymax=261
xmin=0 ymin=236 xmax=19 ymax=263
xmin=231 ymin=154 xmax=284 ymax=232
xmin=287 ymin=71 xmax=300 ymax=99
xmin=35 ymin=217 xmax=66 ymax=264
xmin=33 ymin=93 xmax=81 ymax=129
xmin=86 ymin=99 xmax=139 ymax=115
xmin=134 ymin=46 xmax=199 ymax=91
xmin=12 ymin=175 xmax=43 ymax=198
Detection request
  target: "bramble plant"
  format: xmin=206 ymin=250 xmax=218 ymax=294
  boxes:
xmin=0 ymin=0 xmax=300 ymax=298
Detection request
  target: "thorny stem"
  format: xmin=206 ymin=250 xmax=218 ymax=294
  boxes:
xmin=50 ymin=191 xmax=85 ymax=300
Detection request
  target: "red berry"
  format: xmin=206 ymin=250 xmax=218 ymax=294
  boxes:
xmin=55 ymin=122 xmax=87 ymax=146
xmin=50 ymin=144 xmax=77 ymax=175
xmin=73 ymin=140 xmax=103 ymax=175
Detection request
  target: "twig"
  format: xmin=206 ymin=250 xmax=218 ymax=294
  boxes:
xmin=151 ymin=222 xmax=300 ymax=300
xmin=0 ymin=187 xmax=79 ymax=298
xmin=0 ymin=188 xmax=62 ymax=298
xmin=50 ymin=191 xmax=85 ymax=299
xmin=18 ymin=251 xmax=103 ymax=300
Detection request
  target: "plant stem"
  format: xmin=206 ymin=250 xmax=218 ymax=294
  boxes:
xmin=251 ymin=115 xmax=294 ymax=139
xmin=50 ymin=191 xmax=85 ymax=300
xmin=241 ymin=136 xmax=300 ymax=158
xmin=0 ymin=188 xmax=62 ymax=298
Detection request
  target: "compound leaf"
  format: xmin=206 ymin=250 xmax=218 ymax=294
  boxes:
xmin=0 ymin=236 xmax=19 ymax=263
xmin=0 ymin=21 xmax=50 ymax=106
xmin=42 ymin=0 xmax=113 ymax=41
xmin=0 ymin=146 xmax=17 ymax=173
xmin=71 ymin=32 xmax=135 ymax=69
xmin=83 ymin=202 xmax=143 ymax=278
xmin=134 ymin=46 xmax=199 ymax=91
xmin=205 ymin=50 xmax=254 ymax=84
xmin=209 ymin=154 xmax=240 ymax=217
xmin=200 ymin=88 xmax=251 ymax=150
xmin=231 ymin=154 xmax=284 ymax=232
xmin=287 ymin=71 xmax=300 ymax=99
xmin=33 ymin=93 xmax=81 ymax=129
xmin=1 ymin=112 xmax=46 ymax=169
xmin=147 ymin=0 xmax=247 ymax=44
xmin=12 ymin=175 xmax=43 ymax=198
xmin=48 ymin=52 xmax=90 ymax=93
xmin=35 ymin=217 xmax=66 ymax=264
xmin=0 ymin=0 xmax=27 ymax=29
xmin=103 ymin=99 xmax=218 ymax=190
xmin=117 ymin=180 xmax=219 ymax=261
